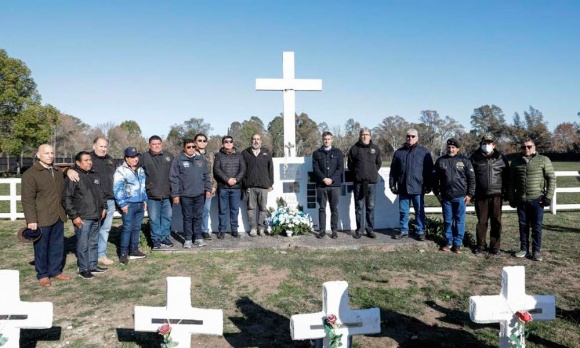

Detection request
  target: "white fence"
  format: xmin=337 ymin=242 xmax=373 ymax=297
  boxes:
xmin=1 ymin=171 xmax=579 ymax=221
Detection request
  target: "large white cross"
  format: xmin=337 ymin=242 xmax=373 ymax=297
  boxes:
xmin=469 ymin=266 xmax=555 ymax=348
xmin=256 ymin=51 xmax=322 ymax=158
xmin=0 ymin=270 xmax=53 ymax=348
xmin=290 ymin=281 xmax=381 ymax=347
xmin=134 ymin=277 xmax=223 ymax=348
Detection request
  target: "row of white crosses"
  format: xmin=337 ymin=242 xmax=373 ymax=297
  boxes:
xmin=1 ymin=266 xmax=555 ymax=347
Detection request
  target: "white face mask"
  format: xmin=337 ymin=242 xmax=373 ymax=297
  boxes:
xmin=481 ymin=144 xmax=493 ymax=153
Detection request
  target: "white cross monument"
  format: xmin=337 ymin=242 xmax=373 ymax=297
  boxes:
xmin=290 ymin=281 xmax=381 ymax=347
xmin=134 ymin=277 xmax=223 ymax=348
xmin=0 ymin=270 xmax=53 ymax=348
xmin=469 ymin=266 xmax=555 ymax=348
xmin=256 ymin=51 xmax=322 ymax=158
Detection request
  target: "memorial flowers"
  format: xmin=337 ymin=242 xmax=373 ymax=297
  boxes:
xmin=158 ymin=323 xmax=178 ymax=347
xmin=323 ymin=314 xmax=343 ymax=348
xmin=266 ymin=197 xmax=313 ymax=236
xmin=510 ymin=310 xmax=533 ymax=348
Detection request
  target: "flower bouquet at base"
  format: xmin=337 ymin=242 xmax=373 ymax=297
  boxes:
xmin=266 ymin=197 xmax=313 ymax=236
xmin=158 ymin=323 xmax=178 ymax=347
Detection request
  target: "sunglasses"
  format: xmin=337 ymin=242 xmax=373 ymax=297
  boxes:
xmin=223 ymin=140 xmax=233 ymax=144
xmin=521 ymin=145 xmax=534 ymax=150
xmin=186 ymin=145 xmax=196 ymax=149
xmin=196 ymin=139 xmax=207 ymax=143
xmin=406 ymin=135 xmax=416 ymax=138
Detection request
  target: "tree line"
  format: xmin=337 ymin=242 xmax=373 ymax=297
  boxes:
xmin=2 ymin=49 xmax=579 ymax=170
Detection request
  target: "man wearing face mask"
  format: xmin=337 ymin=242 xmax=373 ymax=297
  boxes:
xmin=469 ymin=134 xmax=509 ymax=255
xmin=433 ymin=138 xmax=475 ymax=254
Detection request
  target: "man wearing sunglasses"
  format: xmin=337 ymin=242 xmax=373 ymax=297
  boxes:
xmin=507 ymin=138 xmax=555 ymax=261
xmin=194 ymin=134 xmax=217 ymax=240
xmin=389 ymin=129 xmax=433 ymax=241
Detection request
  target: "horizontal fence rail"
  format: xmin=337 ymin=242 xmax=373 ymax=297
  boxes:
xmin=1 ymin=171 xmax=579 ymax=221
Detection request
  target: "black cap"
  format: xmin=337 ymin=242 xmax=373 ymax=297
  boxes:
xmin=446 ymin=138 xmax=461 ymax=148
xmin=124 ymin=147 xmax=140 ymax=157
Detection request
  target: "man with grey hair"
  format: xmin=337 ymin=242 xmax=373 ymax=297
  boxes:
xmin=347 ymin=128 xmax=382 ymax=239
xmin=389 ymin=129 xmax=433 ymax=241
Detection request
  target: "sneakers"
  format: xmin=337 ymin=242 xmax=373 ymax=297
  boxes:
xmin=160 ymin=237 xmax=174 ymax=247
xmin=515 ymin=250 xmax=528 ymax=258
xmin=440 ymin=245 xmax=452 ymax=252
xmin=78 ymin=271 xmax=95 ymax=280
xmin=316 ymin=231 xmax=326 ymax=239
xmin=393 ymin=231 xmax=408 ymax=239
xmin=183 ymin=240 xmax=193 ymax=249
xmin=119 ymin=254 xmax=129 ymax=265
xmin=532 ymin=251 xmax=543 ymax=261
xmin=152 ymin=240 xmax=162 ymax=249
xmin=416 ymin=233 xmax=426 ymax=241
xmin=194 ymin=239 xmax=207 ymax=247
xmin=330 ymin=231 xmax=338 ymax=239
xmin=489 ymin=248 xmax=499 ymax=255
xmin=129 ymin=250 xmax=147 ymax=259
xmin=98 ymin=256 xmax=114 ymax=266
xmin=249 ymin=228 xmax=258 ymax=237
xmin=202 ymin=233 xmax=212 ymax=240
xmin=217 ymin=232 xmax=225 ymax=239
xmin=353 ymin=231 xmax=362 ymax=239
xmin=367 ymin=231 xmax=377 ymax=239
xmin=258 ymin=228 xmax=266 ymax=236
xmin=232 ymin=231 xmax=240 ymax=238
xmin=89 ymin=266 xmax=108 ymax=274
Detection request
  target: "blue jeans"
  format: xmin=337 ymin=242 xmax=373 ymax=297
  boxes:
xmin=120 ymin=202 xmax=145 ymax=255
xmin=441 ymin=197 xmax=466 ymax=247
xmin=353 ymin=182 xmax=376 ymax=232
xmin=34 ymin=219 xmax=65 ymax=279
xmin=317 ymin=186 xmax=340 ymax=232
xmin=218 ymin=188 xmax=241 ymax=232
xmin=75 ymin=219 xmax=100 ymax=272
xmin=399 ymin=194 xmax=426 ymax=235
xmin=517 ymin=198 xmax=544 ymax=253
xmin=147 ymin=198 xmax=172 ymax=242
xmin=201 ymin=196 xmax=212 ymax=233
xmin=98 ymin=199 xmax=115 ymax=258
xmin=181 ymin=195 xmax=204 ymax=241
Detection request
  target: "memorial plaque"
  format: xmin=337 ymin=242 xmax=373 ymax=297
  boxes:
xmin=280 ymin=163 xmax=303 ymax=180
xmin=283 ymin=182 xmax=300 ymax=193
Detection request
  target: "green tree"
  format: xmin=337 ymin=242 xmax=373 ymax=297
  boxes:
xmin=9 ymin=104 xmax=60 ymax=164
xmin=267 ymin=115 xmax=284 ymax=156
xmin=54 ymin=113 xmax=91 ymax=160
xmin=373 ymin=115 xmax=410 ymax=159
xmin=166 ymin=117 xmax=213 ymax=154
xmin=119 ymin=120 xmax=143 ymax=138
xmin=470 ymin=104 xmax=507 ymax=140
xmin=295 ymin=112 xmax=319 ymax=156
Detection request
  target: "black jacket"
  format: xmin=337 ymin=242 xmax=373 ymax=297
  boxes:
xmin=312 ymin=146 xmax=344 ymax=187
xmin=213 ymin=148 xmax=246 ymax=189
xmin=89 ymin=151 xmax=116 ymax=200
xmin=242 ymin=147 xmax=274 ymax=189
xmin=470 ymin=149 xmax=509 ymax=198
xmin=433 ymin=154 xmax=475 ymax=200
xmin=347 ymin=141 xmax=382 ymax=183
xmin=389 ymin=143 xmax=433 ymax=195
xmin=140 ymin=150 xmax=174 ymax=199
xmin=62 ymin=167 xmax=107 ymax=220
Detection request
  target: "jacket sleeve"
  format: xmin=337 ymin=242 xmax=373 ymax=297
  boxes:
xmin=347 ymin=147 xmax=355 ymax=173
xmin=203 ymin=161 xmax=212 ymax=192
xmin=329 ymin=150 xmax=345 ymax=184
xmin=423 ymin=152 xmax=434 ymax=191
xmin=389 ymin=153 xmax=399 ymax=189
xmin=169 ymin=158 xmax=181 ymax=197
xmin=312 ymin=151 xmax=325 ymax=182
xmin=500 ymin=154 xmax=510 ymax=197
xmin=113 ymin=168 xmax=127 ymax=208
xmin=236 ymin=155 xmax=246 ymax=183
xmin=21 ymin=173 xmax=38 ymax=224
xmin=506 ymin=161 xmax=515 ymax=202
xmin=465 ymin=158 xmax=476 ymax=197
xmin=432 ymin=159 xmax=440 ymax=196
xmin=62 ymin=178 xmax=79 ymax=219
xmin=213 ymin=153 xmax=226 ymax=184
xmin=543 ymin=157 xmax=556 ymax=200
xmin=268 ymin=153 xmax=274 ymax=187
xmin=375 ymin=147 xmax=382 ymax=172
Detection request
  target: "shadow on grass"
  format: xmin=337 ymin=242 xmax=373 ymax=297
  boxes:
xmin=116 ymin=328 xmax=160 ymax=347
xmin=225 ymin=296 xmax=310 ymax=348
xmin=543 ymin=223 xmax=580 ymax=234
xmin=20 ymin=326 xmax=62 ymax=347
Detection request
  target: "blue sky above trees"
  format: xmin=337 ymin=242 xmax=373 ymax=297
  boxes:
xmin=1 ymin=0 xmax=578 ymax=139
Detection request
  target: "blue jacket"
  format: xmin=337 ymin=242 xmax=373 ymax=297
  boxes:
xmin=389 ymin=144 xmax=434 ymax=195
xmin=113 ymin=162 xmax=148 ymax=208
xmin=312 ymin=146 xmax=344 ymax=187
xmin=170 ymin=152 xmax=211 ymax=197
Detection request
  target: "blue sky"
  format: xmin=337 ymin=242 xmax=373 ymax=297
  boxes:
xmin=1 ymin=1 xmax=578 ymax=139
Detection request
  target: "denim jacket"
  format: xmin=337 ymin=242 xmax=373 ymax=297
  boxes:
xmin=113 ymin=161 xmax=148 ymax=208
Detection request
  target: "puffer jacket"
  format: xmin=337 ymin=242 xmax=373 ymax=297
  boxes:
xmin=470 ymin=149 xmax=509 ymax=198
xmin=213 ymin=147 xmax=246 ymax=189
xmin=507 ymin=153 xmax=555 ymax=203
xmin=113 ymin=161 xmax=148 ymax=208
xmin=389 ymin=143 xmax=433 ymax=195
xmin=347 ymin=140 xmax=382 ymax=183
xmin=433 ymin=154 xmax=475 ymax=200
xmin=169 ymin=152 xmax=211 ymax=197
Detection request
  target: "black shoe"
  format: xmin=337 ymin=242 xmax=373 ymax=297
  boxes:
xmin=217 ymin=232 xmax=224 ymax=239
xmin=367 ymin=231 xmax=377 ymax=239
xmin=393 ymin=231 xmax=407 ymax=239
xmin=473 ymin=248 xmax=482 ymax=255
xmin=160 ymin=237 xmax=174 ymax=247
xmin=353 ymin=231 xmax=362 ymax=239
xmin=331 ymin=231 xmax=338 ymax=239
xmin=232 ymin=231 xmax=240 ymax=238
xmin=78 ymin=270 xmax=95 ymax=280
xmin=532 ymin=251 xmax=542 ymax=261
xmin=489 ymin=248 xmax=499 ymax=255
xmin=202 ymin=232 xmax=212 ymax=240
xmin=316 ymin=231 xmax=326 ymax=239
xmin=89 ymin=266 xmax=108 ymax=274
xmin=416 ymin=234 xmax=425 ymax=241
xmin=119 ymin=254 xmax=128 ymax=265
xmin=129 ymin=250 xmax=147 ymax=259
xmin=152 ymin=240 xmax=162 ymax=249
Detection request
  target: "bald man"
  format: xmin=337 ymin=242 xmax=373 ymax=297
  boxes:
xmin=22 ymin=144 xmax=71 ymax=287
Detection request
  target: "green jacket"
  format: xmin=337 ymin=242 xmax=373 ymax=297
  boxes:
xmin=507 ymin=153 xmax=555 ymax=203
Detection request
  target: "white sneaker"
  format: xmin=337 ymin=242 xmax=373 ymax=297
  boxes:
xmin=258 ymin=228 xmax=266 ymax=237
xmin=249 ymin=228 xmax=258 ymax=237
xmin=183 ymin=240 xmax=193 ymax=249
xmin=98 ymin=256 xmax=114 ymax=266
xmin=194 ymin=239 xmax=207 ymax=247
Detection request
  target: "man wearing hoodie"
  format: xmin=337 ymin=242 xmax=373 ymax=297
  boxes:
xmin=213 ymin=136 xmax=246 ymax=239
xmin=347 ymin=128 xmax=382 ymax=239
